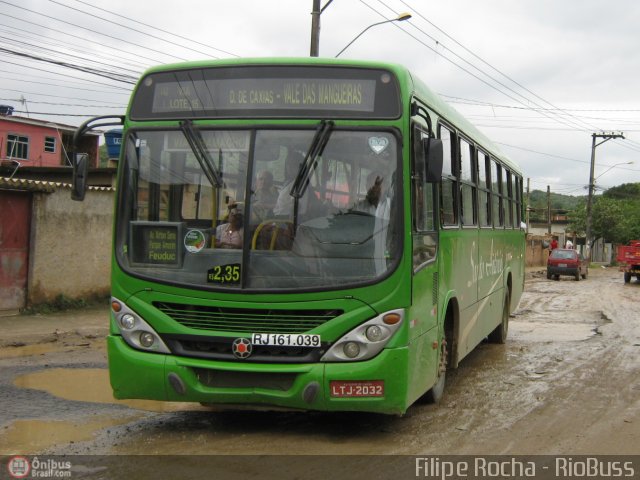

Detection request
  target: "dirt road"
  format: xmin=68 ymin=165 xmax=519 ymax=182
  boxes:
xmin=1 ymin=267 xmax=638 ymax=456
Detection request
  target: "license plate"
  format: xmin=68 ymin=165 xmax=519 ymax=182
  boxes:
xmin=251 ymin=333 xmax=321 ymax=347
xmin=330 ymin=380 xmax=385 ymax=397
xmin=558 ymin=263 xmax=567 ymax=268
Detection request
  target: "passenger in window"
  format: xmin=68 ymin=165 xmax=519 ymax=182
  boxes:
xmin=273 ymin=153 xmax=323 ymax=219
xmin=252 ymin=170 xmax=279 ymax=221
xmin=215 ymin=205 xmax=244 ymax=249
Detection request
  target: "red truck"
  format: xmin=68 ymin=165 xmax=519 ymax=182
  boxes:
xmin=617 ymin=240 xmax=640 ymax=283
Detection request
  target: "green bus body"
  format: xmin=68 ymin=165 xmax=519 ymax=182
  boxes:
xmin=99 ymin=58 xmax=524 ymax=415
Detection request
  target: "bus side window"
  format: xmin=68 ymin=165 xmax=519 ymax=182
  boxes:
xmin=439 ymin=125 xmax=457 ymax=226
xmin=490 ymin=159 xmax=503 ymax=228
xmin=412 ymin=124 xmax=437 ymax=269
xmin=503 ymin=167 xmax=513 ymax=228
xmin=459 ymin=138 xmax=476 ymax=226
xmin=478 ymin=150 xmax=492 ymax=227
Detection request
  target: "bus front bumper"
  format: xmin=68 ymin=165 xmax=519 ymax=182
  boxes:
xmin=107 ymin=335 xmax=411 ymax=415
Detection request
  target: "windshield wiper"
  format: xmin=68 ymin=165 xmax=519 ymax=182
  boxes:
xmin=179 ymin=120 xmax=223 ymax=187
xmin=290 ymin=120 xmax=334 ymax=199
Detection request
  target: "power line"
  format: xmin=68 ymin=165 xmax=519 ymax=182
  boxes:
xmin=0 ymin=56 xmax=133 ymax=91
xmin=0 ymin=71 xmax=131 ymax=95
xmin=396 ymin=0 xmax=607 ymax=134
xmin=0 ymin=6 xmax=172 ymax=65
xmin=0 ymin=47 xmax=137 ymax=84
xmin=62 ymin=0 xmax=239 ymax=58
xmin=364 ymin=0 xmax=593 ymax=133
xmin=0 ymin=23 xmax=146 ymax=72
xmin=0 ymin=34 xmax=143 ymax=78
xmin=0 ymin=0 xmax=187 ymax=61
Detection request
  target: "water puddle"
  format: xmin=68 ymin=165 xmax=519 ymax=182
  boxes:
xmin=510 ymin=321 xmax=598 ymax=342
xmin=0 ymin=416 xmax=137 ymax=454
xmin=13 ymin=368 xmax=206 ymax=413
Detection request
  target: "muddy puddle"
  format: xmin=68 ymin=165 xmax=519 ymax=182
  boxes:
xmin=13 ymin=368 xmax=206 ymax=413
xmin=0 ymin=416 xmax=138 ymax=455
xmin=510 ymin=320 xmax=600 ymax=342
xmin=5 ymin=368 xmax=208 ymax=453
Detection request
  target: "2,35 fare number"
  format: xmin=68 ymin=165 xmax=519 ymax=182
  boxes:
xmin=207 ymin=263 xmax=241 ymax=285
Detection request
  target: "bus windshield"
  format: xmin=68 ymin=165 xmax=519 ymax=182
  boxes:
xmin=116 ymin=127 xmax=401 ymax=291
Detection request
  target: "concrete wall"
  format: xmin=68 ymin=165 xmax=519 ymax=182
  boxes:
xmin=526 ymin=234 xmax=550 ymax=267
xmin=28 ymin=188 xmax=113 ymax=304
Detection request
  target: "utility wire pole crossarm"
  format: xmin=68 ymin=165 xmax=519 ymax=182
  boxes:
xmin=585 ymin=131 xmax=625 ymax=257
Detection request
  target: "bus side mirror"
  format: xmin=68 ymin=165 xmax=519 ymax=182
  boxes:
xmin=423 ymin=138 xmax=443 ymax=183
xmin=71 ymin=153 xmax=89 ymax=201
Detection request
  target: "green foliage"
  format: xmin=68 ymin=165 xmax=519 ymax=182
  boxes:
xmin=528 ymin=190 xmax=583 ymax=222
xmin=567 ymin=182 xmax=640 ymax=244
xmin=603 ymin=183 xmax=640 ymax=200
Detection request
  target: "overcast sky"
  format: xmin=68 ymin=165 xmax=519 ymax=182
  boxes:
xmin=2 ymin=0 xmax=640 ymax=195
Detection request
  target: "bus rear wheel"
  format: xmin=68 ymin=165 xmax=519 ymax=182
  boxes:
xmin=489 ymin=290 xmax=510 ymax=344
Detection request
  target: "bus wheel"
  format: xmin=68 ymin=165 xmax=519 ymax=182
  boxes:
xmin=624 ymin=272 xmax=631 ymax=283
xmin=489 ymin=290 xmax=510 ymax=344
xmin=423 ymin=337 xmax=447 ymax=404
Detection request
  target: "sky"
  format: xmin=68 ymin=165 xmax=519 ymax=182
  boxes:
xmin=2 ymin=0 xmax=640 ymax=196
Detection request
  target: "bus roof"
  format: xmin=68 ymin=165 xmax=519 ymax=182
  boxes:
xmin=136 ymin=57 xmax=521 ymax=175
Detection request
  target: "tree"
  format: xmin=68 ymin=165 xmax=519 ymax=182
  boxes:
xmin=568 ymin=182 xmax=640 ymax=245
xmin=591 ymin=197 xmax=625 ymax=244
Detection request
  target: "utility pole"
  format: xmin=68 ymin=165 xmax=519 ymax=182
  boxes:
xmin=310 ymin=0 xmax=334 ymax=57
xmin=547 ymin=185 xmax=551 ymax=235
xmin=585 ymin=132 xmax=624 ymax=258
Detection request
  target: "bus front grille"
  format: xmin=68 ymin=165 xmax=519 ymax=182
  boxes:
xmin=154 ymin=302 xmax=342 ymax=334
xmin=160 ymin=333 xmax=327 ymax=363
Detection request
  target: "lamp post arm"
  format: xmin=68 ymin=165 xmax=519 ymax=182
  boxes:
xmin=335 ymin=19 xmax=391 ymax=58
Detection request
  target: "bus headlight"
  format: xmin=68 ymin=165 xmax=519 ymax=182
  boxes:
xmin=111 ymin=297 xmax=171 ymax=354
xmin=365 ymin=325 xmax=384 ymax=342
xmin=139 ymin=332 xmax=155 ymax=348
xmin=119 ymin=314 xmax=136 ymax=330
xmin=343 ymin=341 xmax=361 ymax=358
xmin=321 ymin=309 xmax=404 ymax=362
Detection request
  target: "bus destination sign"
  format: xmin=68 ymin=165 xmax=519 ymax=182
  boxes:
xmin=130 ymin=66 xmax=401 ymax=119
xmin=151 ymin=78 xmax=376 ymax=114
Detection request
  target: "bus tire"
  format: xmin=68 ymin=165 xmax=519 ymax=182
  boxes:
xmin=624 ymin=272 xmax=631 ymax=283
xmin=489 ymin=290 xmax=510 ymax=344
xmin=423 ymin=337 xmax=447 ymax=404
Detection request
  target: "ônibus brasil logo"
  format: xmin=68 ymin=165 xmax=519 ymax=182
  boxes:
xmin=7 ymin=456 xmax=30 ymax=479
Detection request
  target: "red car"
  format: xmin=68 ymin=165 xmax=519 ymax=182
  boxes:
xmin=547 ymin=248 xmax=589 ymax=281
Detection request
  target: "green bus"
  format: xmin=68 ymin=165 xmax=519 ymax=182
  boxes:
xmin=73 ymin=58 xmax=524 ymax=415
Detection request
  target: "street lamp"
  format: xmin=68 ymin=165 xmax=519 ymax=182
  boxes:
xmin=585 ymin=132 xmax=625 ymax=257
xmin=594 ymin=160 xmax=634 ymax=182
xmin=334 ymin=13 xmax=412 ymax=58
